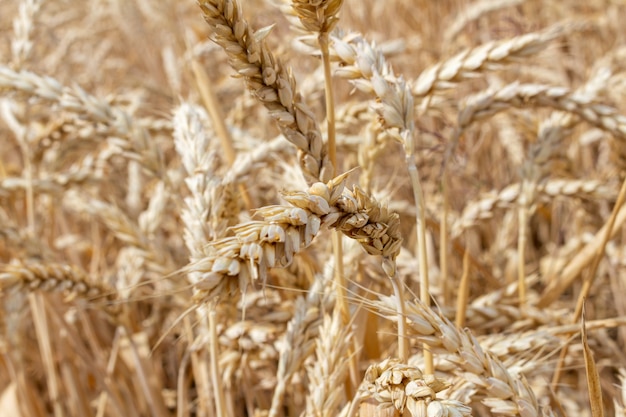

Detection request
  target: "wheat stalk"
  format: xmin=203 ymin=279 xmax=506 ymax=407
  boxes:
xmin=616 ymin=369 xmax=626 ymax=417
xmin=173 ymin=103 xmax=228 ymax=257
xmin=289 ymin=2 xmax=357 ymax=391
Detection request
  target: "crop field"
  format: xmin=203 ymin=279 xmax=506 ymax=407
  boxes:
xmin=1 ymin=1 xmax=626 ymax=416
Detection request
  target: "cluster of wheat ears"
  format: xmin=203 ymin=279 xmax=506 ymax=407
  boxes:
xmin=1 ymin=0 xmax=626 ymax=416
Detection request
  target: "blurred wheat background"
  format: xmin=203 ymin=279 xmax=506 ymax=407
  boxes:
xmin=1 ymin=0 xmax=626 ymax=416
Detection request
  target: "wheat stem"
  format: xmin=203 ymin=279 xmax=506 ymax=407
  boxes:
xmin=517 ymin=200 xmax=528 ymax=307
xmin=209 ymin=301 xmax=228 ymax=417
xmin=29 ymin=293 xmax=64 ymax=417
xmin=319 ymin=22 xmax=357 ymax=396
xmin=408 ymin=161 xmax=433 ymax=374
xmin=389 ymin=273 xmax=408 ymax=363
xmin=454 ymin=249 xmax=471 ymax=328
xmin=440 ymin=171 xmax=450 ymax=305
xmin=575 ymin=175 xmax=626 ymax=319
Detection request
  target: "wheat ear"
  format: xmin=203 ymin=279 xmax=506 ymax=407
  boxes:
xmin=189 ymin=172 xmax=402 ymax=300
xmin=198 ymin=0 xmax=333 ymax=184
xmin=377 ymin=296 xmax=548 ymax=417
xmin=0 ymin=65 xmax=164 ymax=176
xmin=173 ymin=103 xmax=225 ymax=255
xmin=172 ymin=102 xmax=236 ymax=416
xmin=456 ymin=82 xmax=626 ymax=140
xmin=0 ymin=262 xmax=118 ymax=311
xmin=303 ymin=308 xmax=352 ymax=417
xmin=443 ymin=0 xmax=524 ymax=43
xmin=451 ymin=179 xmax=615 ymax=238
xmin=415 ymin=23 xmax=581 ymax=103
xmin=0 ymin=156 xmax=98 ymax=198
xmin=269 ymin=275 xmax=332 ymax=417
xmin=351 ymin=358 xmax=472 ymax=417
xmin=11 ymin=0 xmax=43 ymax=68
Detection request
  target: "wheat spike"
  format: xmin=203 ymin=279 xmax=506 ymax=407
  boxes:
xmin=0 ymin=65 xmax=164 ymax=176
xmin=356 ymin=358 xmax=472 ymax=417
xmin=377 ymin=296 xmax=547 ymax=417
xmin=291 ymin=0 xmax=344 ymax=34
xmin=0 ymin=262 xmax=117 ymax=307
xmin=198 ymin=0 xmax=333 ymax=184
xmin=189 ymin=172 xmax=402 ymax=300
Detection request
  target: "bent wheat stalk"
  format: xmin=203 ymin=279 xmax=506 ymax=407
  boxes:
xmin=332 ymin=32 xmax=428 ymax=367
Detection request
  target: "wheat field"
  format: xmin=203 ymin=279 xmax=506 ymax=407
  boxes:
xmin=1 ymin=0 xmax=626 ymax=416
